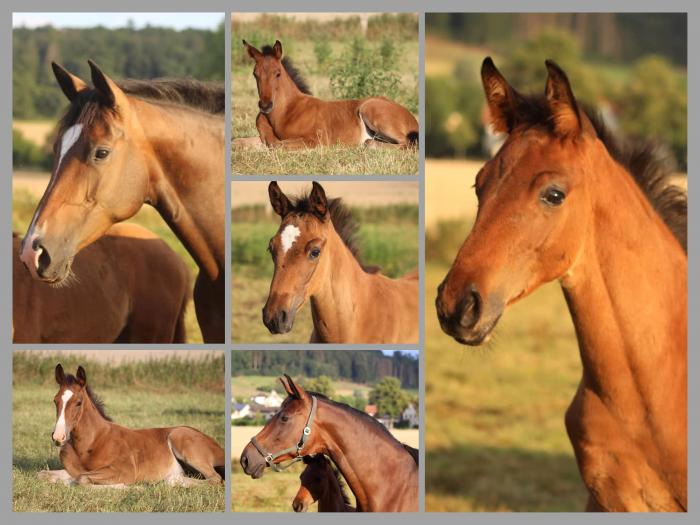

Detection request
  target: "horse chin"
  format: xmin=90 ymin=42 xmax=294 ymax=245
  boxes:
xmin=250 ymin=463 xmax=266 ymax=479
xmin=446 ymin=314 xmax=501 ymax=347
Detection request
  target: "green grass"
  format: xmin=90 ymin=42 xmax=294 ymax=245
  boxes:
xmin=12 ymin=187 xmax=203 ymax=343
xmin=231 ymin=206 xmax=418 ymax=343
xmin=425 ymin=220 xmax=588 ymax=511
xmin=231 ymin=460 xmax=305 ymax=512
xmin=232 ymin=39 xmax=418 ymax=175
xmin=13 ymin=353 xmax=225 ymax=512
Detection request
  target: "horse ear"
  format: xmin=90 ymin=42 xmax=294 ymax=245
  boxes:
xmin=88 ymin=60 xmax=128 ymax=110
xmin=243 ymin=39 xmax=262 ymax=61
xmin=55 ymin=364 xmax=65 ymax=385
xmin=269 ymin=181 xmax=292 ymax=217
xmin=279 ymin=375 xmax=297 ymax=398
xmin=76 ymin=366 xmax=87 ymax=387
xmin=481 ymin=57 xmax=522 ymax=134
xmin=52 ymin=62 xmax=88 ymax=102
xmin=289 ymin=376 xmax=309 ymax=400
xmin=309 ymin=182 xmax=328 ymax=220
xmin=544 ymin=60 xmax=594 ymax=138
xmin=273 ymin=40 xmax=283 ymax=59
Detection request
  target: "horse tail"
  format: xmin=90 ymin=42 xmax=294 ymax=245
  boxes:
xmin=407 ymin=131 xmax=419 ymax=147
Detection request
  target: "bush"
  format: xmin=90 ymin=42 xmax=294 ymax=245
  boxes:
xmin=13 ymin=129 xmax=52 ymax=170
xmin=313 ymin=39 xmax=332 ymax=73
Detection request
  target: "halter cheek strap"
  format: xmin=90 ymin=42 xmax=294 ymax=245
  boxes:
xmin=250 ymin=395 xmax=317 ymax=472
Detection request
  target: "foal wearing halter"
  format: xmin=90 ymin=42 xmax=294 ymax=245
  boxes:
xmin=240 ymin=375 xmax=418 ymax=512
xmin=243 ymin=40 xmax=418 ymax=149
xmin=263 ymin=182 xmax=419 ymax=343
xmin=292 ymin=455 xmax=355 ymax=512
xmin=40 ymin=364 xmax=225 ymax=487
xmin=19 ymin=61 xmax=225 ymax=342
xmin=435 ymin=58 xmax=687 ymax=511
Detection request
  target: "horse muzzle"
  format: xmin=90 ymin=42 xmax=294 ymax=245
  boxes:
xmin=292 ymin=499 xmax=309 ymax=513
xmin=240 ymin=444 xmax=266 ymax=479
xmin=19 ymin=234 xmax=72 ymax=284
xmin=262 ymin=306 xmax=297 ymax=334
xmin=258 ymin=100 xmax=273 ymax=114
xmin=436 ymin=280 xmax=503 ymax=346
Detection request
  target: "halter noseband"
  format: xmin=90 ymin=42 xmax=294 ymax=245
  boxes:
xmin=249 ymin=395 xmax=317 ymax=472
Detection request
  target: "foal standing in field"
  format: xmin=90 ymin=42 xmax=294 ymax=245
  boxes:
xmin=292 ymin=455 xmax=355 ymax=512
xmin=40 ymin=364 xmax=225 ymax=487
xmin=263 ymin=181 xmax=419 ymax=344
xmin=436 ymin=58 xmax=687 ymax=511
xmin=242 ymin=40 xmax=418 ymax=149
xmin=19 ymin=61 xmax=225 ymax=342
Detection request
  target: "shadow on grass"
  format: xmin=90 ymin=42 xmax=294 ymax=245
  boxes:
xmin=426 ymin=444 xmax=587 ymax=512
xmin=14 ymin=454 xmax=61 ymax=473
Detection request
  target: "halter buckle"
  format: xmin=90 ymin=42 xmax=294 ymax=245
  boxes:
xmin=265 ymin=453 xmax=274 ymax=465
xmin=303 ymin=426 xmax=311 ymax=436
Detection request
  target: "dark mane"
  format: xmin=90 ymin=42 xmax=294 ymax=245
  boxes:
xmin=288 ymin=194 xmax=379 ymax=273
xmin=63 ymin=374 xmax=112 ymax=422
xmin=261 ymin=45 xmax=312 ymax=95
xmin=302 ymin=455 xmax=353 ymax=507
xmin=56 ymin=78 xmax=224 ymax=137
xmin=507 ymin=95 xmax=687 ymax=252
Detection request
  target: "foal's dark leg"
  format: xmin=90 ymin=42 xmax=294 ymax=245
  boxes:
xmin=193 ymin=271 xmax=225 ymax=343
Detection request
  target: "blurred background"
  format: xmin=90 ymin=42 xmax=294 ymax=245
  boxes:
xmin=231 ymin=181 xmax=419 ymax=343
xmin=12 ymin=13 xmax=225 ymax=343
xmin=230 ymin=349 xmax=419 ymax=512
xmin=424 ymin=13 xmax=687 ymax=512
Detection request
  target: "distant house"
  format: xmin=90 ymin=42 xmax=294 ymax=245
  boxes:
xmin=401 ymin=404 xmax=419 ymax=428
xmin=364 ymin=404 xmax=377 ymax=417
xmin=231 ymin=403 xmax=251 ymax=420
xmin=251 ymin=389 xmax=283 ymax=408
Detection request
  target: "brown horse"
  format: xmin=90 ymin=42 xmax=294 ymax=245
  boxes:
xmin=240 ymin=375 xmax=418 ymax=512
xmin=263 ymin=181 xmax=419 ymax=343
xmin=292 ymin=455 xmax=355 ymax=512
xmin=13 ymin=223 xmax=189 ymax=343
xmin=242 ymin=40 xmax=418 ymax=149
xmin=39 ymin=364 xmax=225 ymax=487
xmin=435 ymin=58 xmax=687 ymax=511
xmin=18 ymin=60 xmax=225 ymax=342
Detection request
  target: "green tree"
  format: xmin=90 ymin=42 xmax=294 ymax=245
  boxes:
xmin=303 ymin=376 xmax=335 ymax=399
xmin=369 ymin=377 xmax=408 ymax=419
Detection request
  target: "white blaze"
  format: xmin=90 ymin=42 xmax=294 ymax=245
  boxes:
xmin=53 ymin=389 xmax=74 ymax=442
xmin=280 ymin=224 xmax=301 ymax=254
xmin=58 ymin=124 xmax=83 ymax=170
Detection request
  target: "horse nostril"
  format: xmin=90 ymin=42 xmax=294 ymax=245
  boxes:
xmin=458 ymin=285 xmax=482 ymax=329
xmin=37 ymin=245 xmax=51 ymax=275
xmin=241 ymin=455 xmax=248 ymax=469
xmin=279 ymin=310 xmax=287 ymax=324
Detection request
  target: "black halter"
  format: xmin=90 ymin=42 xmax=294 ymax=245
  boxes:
xmin=249 ymin=395 xmax=318 ymax=472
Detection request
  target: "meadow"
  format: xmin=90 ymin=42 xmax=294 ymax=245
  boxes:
xmin=12 ymin=352 xmax=225 ymax=512
xmin=231 ymin=185 xmax=419 ymax=343
xmin=12 ymin=176 xmax=204 ymax=343
xmin=424 ymin=159 xmax=588 ymax=511
xmin=231 ymin=14 xmax=419 ymax=175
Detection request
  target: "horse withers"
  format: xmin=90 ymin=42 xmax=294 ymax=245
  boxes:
xmin=263 ymin=181 xmax=419 ymax=343
xmin=40 ymin=364 xmax=225 ymax=487
xmin=242 ymin=40 xmax=418 ymax=149
xmin=240 ymin=375 xmax=418 ymax=512
xmin=435 ymin=58 xmax=687 ymax=511
xmin=18 ymin=60 xmax=225 ymax=342
xmin=13 ymin=223 xmax=190 ymax=343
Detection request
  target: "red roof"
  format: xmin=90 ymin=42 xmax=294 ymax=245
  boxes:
xmin=364 ymin=404 xmax=377 ymax=416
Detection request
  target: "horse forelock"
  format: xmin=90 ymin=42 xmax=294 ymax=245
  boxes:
xmin=60 ymin=373 xmax=112 ymax=422
xmin=503 ymin=94 xmax=686 ymax=252
xmin=260 ymin=45 xmax=312 ymax=95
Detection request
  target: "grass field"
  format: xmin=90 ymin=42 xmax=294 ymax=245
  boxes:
xmin=12 ymin=176 xmax=204 ymax=343
xmin=424 ymin=160 xmax=588 ymax=511
xmin=231 ymin=426 xmax=419 ymax=512
xmin=232 ymin=19 xmax=419 ymax=175
xmin=12 ymin=352 xmax=225 ymax=512
xmin=231 ymin=184 xmax=419 ymax=343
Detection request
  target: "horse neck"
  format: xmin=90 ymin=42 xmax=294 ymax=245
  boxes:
xmin=134 ymin=98 xmax=225 ymax=280
xmin=267 ymin=71 xmax=305 ymax=125
xmin=561 ymin=154 xmax=687 ymax=424
xmin=69 ymin=393 xmax=111 ymax=451
xmin=309 ymin=230 xmax=374 ymax=342
xmin=315 ymin=400 xmax=415 ymax=512
xmin=317 ymin=467 xmax=347 ymax=512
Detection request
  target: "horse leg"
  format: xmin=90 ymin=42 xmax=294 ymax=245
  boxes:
xmin=37 ymin=469 xmax=75 ymax=485
xmin=168 ymin=427 xmax=225 ymax=484
xmin=358 ymin=99 xmax=418 ymax=148
xmin=76 ymin=464 xmax=131 ymax=486
xmin=256 ymin=112 xmax=281 ymax=147
xmin=193 ymin=271 xmax=224 ymax=343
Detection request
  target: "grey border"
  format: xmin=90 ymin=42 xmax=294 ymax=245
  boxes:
xmin=2 ymin=0 xmax=697 ymax=523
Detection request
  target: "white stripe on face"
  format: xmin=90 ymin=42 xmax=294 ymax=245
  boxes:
xmin=57 ymin=124 xmax=83 ymax=170
xmin=280 ymin=224 xmax=301 ymax=254
xmin=53 ymin=389 xmax=74 ymax=443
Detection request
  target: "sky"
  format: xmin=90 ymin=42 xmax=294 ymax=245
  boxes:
xmin=12 ymin=12 xmax=223 ymax=30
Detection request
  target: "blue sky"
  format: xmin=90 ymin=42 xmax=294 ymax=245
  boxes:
xmin=381 ymin=350 xmax=419 ymax=358
xmin=13 ymin=13 xmax=223 ymax=30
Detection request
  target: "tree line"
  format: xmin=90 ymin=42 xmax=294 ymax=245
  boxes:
xmin=231 ymin=350 xmax=419 ymax=389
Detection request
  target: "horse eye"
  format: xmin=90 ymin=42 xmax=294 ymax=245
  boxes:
xmin=309 ymin=248 xmax=321 ymax=260
xmin=95 ymin=148 xmax=110 ymax=160
xmin=541 ymin=187 xmax=566 ymax=207
xmin=276 ymin=71 xmax=281 ymax=78
xmin=281 ymin=415 xmax=289 ymax=422
xmin=76 ymin=401 xmax=82 ymax=407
